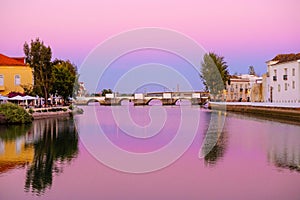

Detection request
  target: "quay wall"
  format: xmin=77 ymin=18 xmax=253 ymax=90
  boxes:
xmin=209 ymin=103 xmax=300 ymax=122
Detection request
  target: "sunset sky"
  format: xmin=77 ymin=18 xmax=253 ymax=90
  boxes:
xmin=1 ymin=0 xmax=299 ymax=92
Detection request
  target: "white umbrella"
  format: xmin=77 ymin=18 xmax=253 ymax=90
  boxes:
xmin=8 ymin=95 xmax=25 ymax=101
xmin=23 ymin=95 xmax=37 ymax=106
xmin=23 ymin=95 xmax=37 ymax=100
xmin=0 ymin=95 xmax=8 ymax=101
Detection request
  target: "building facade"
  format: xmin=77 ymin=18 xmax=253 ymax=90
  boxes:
xmin=266 ymin=53 xmax=300 ymax=103
xmin=225 ymin=74 xmax=262 ymax=102
xmin=225 ymin=77 xmax=250 ymax=102
xmin=0 ymin=54 xmax=33 ymax=96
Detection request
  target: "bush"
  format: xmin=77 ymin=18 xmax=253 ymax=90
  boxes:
xmin=63 ymin=108 xmax=67 ymax=112
xmin=69 ymin=105 xmax=74 ymax=110
xmin=0 ymin=103 xmax=32 ymax=124
xmin=28 ymin=108 xmax=34 ymax=114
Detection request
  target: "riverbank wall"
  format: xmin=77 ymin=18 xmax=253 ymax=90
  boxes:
xmin=31 ymin=111 xmax=72 ymax=120
xmin=208 ymin=102 xmax=300 ymax=122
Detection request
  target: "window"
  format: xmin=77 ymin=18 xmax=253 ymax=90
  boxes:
xmin=284 ymin=68 xmax=287 ymax=75
xmin=0 ymin=75 xmax=3 ymax=86
xmin=278 ymin=84 xmax=281 ymax=92
xmin=292 ymin=68 xmax=295 ymax=76
xmin=292 ymin=81 xmax=295 ymax=89
xmin=285 ymin=83 xmax=288 ymax=91
xmin=15 ymin=75 xmax=20 ymax=85
xmin=274 ymin=69 xmax=277 ymax=76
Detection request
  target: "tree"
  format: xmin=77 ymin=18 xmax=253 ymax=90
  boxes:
xmin=24 ymin=38 xmax=52 ymax=106
xmin=51 ymin=60 xmax=77 ymax=104
xmin=200 ymin=52 xmax=229 ymax=100
xmin=248 ymin=66 xmax=256 ymax=76
xmin=101 ymin=89 xmax=112 ymax=96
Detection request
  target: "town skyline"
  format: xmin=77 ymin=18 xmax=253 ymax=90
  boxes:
xmin=1 ymin=0 xmax=299 ymax=78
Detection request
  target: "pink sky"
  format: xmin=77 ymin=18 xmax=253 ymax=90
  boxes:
xmin=1 ymin=0 xmax=299 ymax=75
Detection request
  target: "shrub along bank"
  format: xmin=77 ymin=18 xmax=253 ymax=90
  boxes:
xmin=0 ymin=103 xmax=32 ymax=124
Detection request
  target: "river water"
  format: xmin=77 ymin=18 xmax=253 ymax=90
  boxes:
xmin=0 ymin=104 xmax=299 ymax=199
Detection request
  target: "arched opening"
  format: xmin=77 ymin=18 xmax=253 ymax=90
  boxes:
xmin=87 ymin=99 xmax=100 ymax=106
xmin=120 ymin=98 xmax=134 ymax=106
xmin=175 ymin=98 xmax=191 ymax=106
xmin=147 ymin=98 xmax=162 ymax=106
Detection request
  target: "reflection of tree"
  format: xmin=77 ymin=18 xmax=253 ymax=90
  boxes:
xmin=0 ymin=124 xmax=31 ymax=141
xmin=25 ymin=118 xmax=78 ymax=195
xmin=204 ymin=132 xmax=227 ymax=166
xmin=200 ymin=111 xmax=228 ymax=167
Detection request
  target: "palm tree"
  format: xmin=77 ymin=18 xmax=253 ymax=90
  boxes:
xmin=200 ymin=52 xmax=229 ymax=101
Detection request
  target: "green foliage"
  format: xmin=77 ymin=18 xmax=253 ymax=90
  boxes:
xmin=24 ymin=38 xmax=52 ymax=105
xmin=51 ymin=60 xmax=77 ymax=103
xmin=0 ymin=103 xmax=32 ymax=124
xmin=0 ymin=124 xmax=31 ymax=141
xmin=101 ymin=89 xmax=113 ymax=96
xmin=21 ymin=84 xmax=35 ymax=96
xmin=200 ymin=53 xmax=229 ymax=100
xmin=28 ymin=108 xmax=34 ymax=114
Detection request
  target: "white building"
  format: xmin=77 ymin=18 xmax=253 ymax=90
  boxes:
xmin=266 ymin=53 xmax=300 ymax=103
xmin=225 ymin=74 xmax=262 ymax=102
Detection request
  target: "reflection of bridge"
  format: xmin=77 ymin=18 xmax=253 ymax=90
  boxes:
xmin=75 ymin=92 xmax=209 ymax=106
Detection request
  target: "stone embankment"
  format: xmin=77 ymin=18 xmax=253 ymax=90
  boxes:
xmin=209 ymin=102 xmax=300 ymax=122
xmin=29 ymin=107 xmax=72 ymax=120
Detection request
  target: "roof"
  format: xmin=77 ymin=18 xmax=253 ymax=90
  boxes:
xmin=0 ymin=54 xmax=26 ymax=66
xmin=268 ymin=53 xmax=300 ymax=65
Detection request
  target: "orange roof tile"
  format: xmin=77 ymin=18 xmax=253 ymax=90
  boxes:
xmin=270 ymin=53 xmax=300 ymax=64
xmin=0 ymin=54 xmax=26 ymax=66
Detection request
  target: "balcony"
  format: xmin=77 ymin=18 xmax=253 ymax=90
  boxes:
xmin=283 ymin=75 xmax=288 ymax=80
xmin=273 ymin=76 xmax=277 ymax=81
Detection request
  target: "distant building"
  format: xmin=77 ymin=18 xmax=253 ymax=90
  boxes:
xmin=266 ymin=53 xmax=300 ymax=103
xmin=225 ymin=74 xmax=262 ymax=102
xmin=77 ymin=82 xmax=87 ymax=97
xmin=0 ymin=54 xmax=33 ymax=96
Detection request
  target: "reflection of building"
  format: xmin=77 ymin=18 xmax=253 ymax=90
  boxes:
xmin=265 ymin=53 xmax=300 ymax=103
xmin=0 ymin=139 xmax=34 ymax=173
xmin=267 ymin=132 xmax=300 ymax=172
xmin=225 ymin=75 xmax=262 ymax=102
xmin=0 ymin=54 xmax=33 ymax=95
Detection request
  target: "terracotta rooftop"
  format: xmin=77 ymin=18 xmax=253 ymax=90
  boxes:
xmin=270 ymin=53 xmax=300 ymax=64
xmin=0 ymin=54 xmax=26 ymax=66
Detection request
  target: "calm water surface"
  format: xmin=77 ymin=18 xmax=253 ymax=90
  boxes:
xmin=0 ymin=104 xmax=299 ymax=199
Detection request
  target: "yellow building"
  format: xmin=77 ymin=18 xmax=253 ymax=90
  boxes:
xmin=0 ymin=53 xmax=33 ymax=96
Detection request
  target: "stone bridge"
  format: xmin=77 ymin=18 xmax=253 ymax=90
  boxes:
xmin=75 ymin=92 xmax=209 ymax=106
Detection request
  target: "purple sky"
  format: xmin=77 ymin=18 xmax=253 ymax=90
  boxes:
xmin=1 ymin=0 xmax=299 ymax=91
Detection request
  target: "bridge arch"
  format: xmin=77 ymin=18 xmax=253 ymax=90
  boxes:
xmin=174 ymin=98 xmax=192 ymax=105
xmin=87 ymin=99 xmax=101 ymax=105
xmin=146 ymin=98 xmax=163 ymax=105
xmin=118 ymin=98 xmax=133 ymax=105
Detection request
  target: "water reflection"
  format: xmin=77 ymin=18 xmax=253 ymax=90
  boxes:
xmin=267 ymin=131 xmax=300 ymax=172
xmin=204 ymin=131 xmax=227 ymax=166
xmin=0 ymin=118 xmax=78 ymax=195
xmin=227 ymin=112 xmax=300 ymax=173
xmin=0 ymin=124 xmax=33 ymax=174
xmin=200 ymin=110 xmax=228 ymax=166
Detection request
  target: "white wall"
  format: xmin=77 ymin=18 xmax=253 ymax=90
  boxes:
xmin=268 ymin=60 xmax=300 ymax=103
